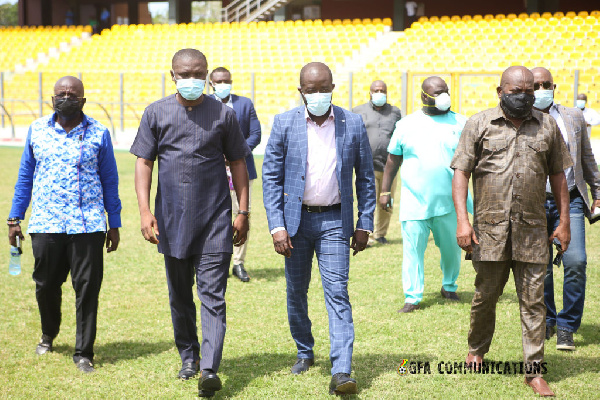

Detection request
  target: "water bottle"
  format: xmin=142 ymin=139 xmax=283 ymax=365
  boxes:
xmin=9 ymin=236 xmax=21 ymax=276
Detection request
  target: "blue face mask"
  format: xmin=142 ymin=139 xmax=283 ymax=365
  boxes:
xmin=176 ymin=78 xmax=205 ymax=101
xmin=576 ymin=99 xmax=586 ymax=109
xmin=213 ymin=83 xmax=232 ymax=99
xmin=533 ymin=89 xmax=554 ymax=110
xmin=371 ymin=92 xmax=387 ymax=107
xmin=304 ymin=92 xmax=332 ymax=117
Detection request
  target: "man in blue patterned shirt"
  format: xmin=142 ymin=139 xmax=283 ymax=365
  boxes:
xmin=8 ymin=76 xmax=122 ymax=373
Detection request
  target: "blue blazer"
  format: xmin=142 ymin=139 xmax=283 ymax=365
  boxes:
xmin=231 ymin=94 xmax=261 ymax=180
xmin=262 ymin=105 xmax=376 ymax=241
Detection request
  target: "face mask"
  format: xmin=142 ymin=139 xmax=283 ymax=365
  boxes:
xmin=533 ymin=89 xmax=554 ymax=110
xmin=214 ymin=83 xmax=232 ymax=99
xmin=371 ymin=92 xmax=387 ymax=107
xmin=176 ymin=78 xmax=205 ymax=101
xmin=304 ymin=92 xmax=332 ymax=117
xmin=576 ymin=99 xmax=586 ymax=109
xmin=422 ymin=90 xmax=451 ymax=111
xmin=501 ymin=92 xmax=535 ymax=119
xmin=53 ymin=97 xmax=82 ymax=120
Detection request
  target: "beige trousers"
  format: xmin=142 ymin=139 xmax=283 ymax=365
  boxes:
xmin=373 ymin=170 xmax=397 ymax=239
xmin=230 ymin=179 xmax=253 ymax=266
xmin=469 ymin=260 xmax=546 ymax=377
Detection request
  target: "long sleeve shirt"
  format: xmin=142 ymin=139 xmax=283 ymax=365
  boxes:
xmin=9 ymin=113 xmax=122 ymax=233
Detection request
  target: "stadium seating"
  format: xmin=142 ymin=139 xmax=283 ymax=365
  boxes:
xmin=353 ymin=11 xmax=600 ymax=118
xmin=2 ymin=19 xmax=388 ymax=128
xmin=0 ymin=12 xmax=599 ymax=135
xmin=0 ymin=25 xmax=89 ymax=71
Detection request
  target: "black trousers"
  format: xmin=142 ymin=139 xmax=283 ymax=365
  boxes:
xmin=164 ymin=252 xmax=230 ymax=372
xmin=31 ymin=232 xmax=106 ymax=361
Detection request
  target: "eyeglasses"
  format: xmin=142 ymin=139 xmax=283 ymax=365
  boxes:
xmin=534 ymin=81 xmax=553 ymax=91
xmin=53 ymin=94 xmax=83 ymax=101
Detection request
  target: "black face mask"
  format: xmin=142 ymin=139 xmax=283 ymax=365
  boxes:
xmin=500 ymin=92 xmax=534 ymax=120
xmin=54 ymin=97 xmax=82 ymax=120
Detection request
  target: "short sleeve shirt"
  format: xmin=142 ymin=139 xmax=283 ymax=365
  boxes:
xmin=130 ymin=95 xmax=250 ymax=259
xmin=388 ymin=110 xmax=467 ymax=221
xmin=450 ymin=105 xmax=572 ymax=264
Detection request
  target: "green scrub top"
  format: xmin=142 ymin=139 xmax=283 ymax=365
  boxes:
xmin=388 ymin=109 xmax=471 ymax=221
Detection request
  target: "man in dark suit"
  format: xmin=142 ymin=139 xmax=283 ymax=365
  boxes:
xmin=531 ymin=67 xmax=600 ymax=351
xmin=131 ymin=49 xmax=250 ymax=397
xmin=262 ymin=62 xmax=376 ymax=395
xmin=210 ymin=67 xmax=261 ymax=283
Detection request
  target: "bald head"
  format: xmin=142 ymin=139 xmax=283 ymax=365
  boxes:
xmin=531 ymin=67 xmax=553 ymax=84
xmin=499 ymin=66 xmax=534 ymax=89
xmin=299 ymin=62 xmax=333 ymax=87
xmin=422 ymin=76 xmax=446 ymax=93
xmin=172 ymin=48 xmax=207 ymax=69
xmin=370 ymin=80 xmax=387 ymax=93
xmin=54 ymin=76 xmax=84 ymax=97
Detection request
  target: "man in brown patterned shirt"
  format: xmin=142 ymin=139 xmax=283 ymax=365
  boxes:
xmin=450 ymin=66 xmax=572 ymax=397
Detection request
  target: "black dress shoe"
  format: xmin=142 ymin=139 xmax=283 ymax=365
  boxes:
xmin=198 ymin=370 xmax=222 ymax=398
xmin=375 ymin=237 xmax=388 ymax=245
xmin=329 ymin=373 xmax=357 ymax=395
xmin=441 ymin=287 xmax=460 ymax=301
xmin=291 ymin=358 xmax=314 ymax=375
xmin=75 ymin=357 xmax=95 ymax=373
xmin=556 ymin=328 xmax=575 ymax=350
xmin=232 ymin=264 xmax=250 ymax=282
xmin=398 ymin=303 xmax=420 ymax=313
xmin=178 ymin=360 xmax=199 ymax=380
xmin=36 ymin=334 xmax=53 ymax=355
xmin=545 ymin=325 xmax=556 ymax=340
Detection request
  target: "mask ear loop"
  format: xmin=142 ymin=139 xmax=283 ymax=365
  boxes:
xmin=421 ymin=90 xmax=436 ymax=107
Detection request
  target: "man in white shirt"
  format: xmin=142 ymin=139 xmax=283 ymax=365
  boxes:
xmin=576 ymin=93 xmax=600 ymax=137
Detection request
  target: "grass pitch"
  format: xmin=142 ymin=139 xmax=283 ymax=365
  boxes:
xmin=0 ymin=147 xmax=598 ymax=399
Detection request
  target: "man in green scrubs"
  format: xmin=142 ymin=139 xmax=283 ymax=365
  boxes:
xmin=380 ymin=76 xmax=469 ymax=313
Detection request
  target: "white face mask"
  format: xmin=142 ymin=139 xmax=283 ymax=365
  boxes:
xmin=213 ymin=83 xmax=232 ymax=99
xmin=371 ymin=92 xmax=387 ymax=107
xmin=422 ymin=90 xmax=451 ymax=112
xmin=576 ymin=99 xmax=586 ymax=109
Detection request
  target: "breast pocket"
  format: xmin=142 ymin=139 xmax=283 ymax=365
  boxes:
xmin=525 ymin=140 xmax=549 ymax=176
xmin=481 ymin=138 xmax=509 ymax=170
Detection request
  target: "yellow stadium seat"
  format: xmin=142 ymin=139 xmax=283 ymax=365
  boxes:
xmin=495 ymin=14 xmax=506 ymax=19
xmin=382 ymin=18 xmax=392 ymax=26
xmin=554 ymin=12 xmax=564 ymax=18
xmin=472 ymin=15 xmax=483 ymax=21
xmin=342 ymin=19 xmax=352 ymax=25
xmin=352 ymin=18 xmax=362 ymax=25
xmin=591 ymin=11 xmax=600 ymax=17
xmin=506 ymin=14 xmax=517 ymax=20
xmin=461 ymin=15 xmax=472 ymax=21
xmin=541 ymin=12 xmax=553 ymax=19
xmin=451 ymin=15 xmax=461 ymax=21
xmin=566 ymin=11 xmax=577 ymax=18
xmin=429 ymin=16 xmax=439 ymax=22
xmin=530 ymin=12 xmax=540 ymax=19
xmin=484 ymin=14 xmax=494 ymax=20
xmin=440 ymin=16 xmax=450 ymax=22
xmin=332 ymin=19 xmax=342 ymax=25
xmin=418 ymin=16 xmax=428 ymax=22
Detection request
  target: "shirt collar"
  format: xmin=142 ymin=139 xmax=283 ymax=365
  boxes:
xmin=304 ymin=106 xmax=335 ymax=124
xmin=214 ymin=94 xmax=233 ymax=107
xmin=49 ymin=112 xmax=89 ymax=130
xmin=491 ymin=104 xmax=542 ymax=124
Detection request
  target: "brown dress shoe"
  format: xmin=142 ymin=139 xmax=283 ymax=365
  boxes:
xmin=398 ymin=303 xmax=420 ymax=313
xmin=525 ymin=377 xmax=555 ymax=397
xmin=465 ymin=353 xmax=483 ymax=371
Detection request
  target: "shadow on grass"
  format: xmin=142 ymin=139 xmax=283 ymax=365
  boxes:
xmin=216 ymin=352 xmax=434 ymax=398
xmin=242 ymin=266 xmax=285 ymax=281
xmin=52 ymin=340 xmax=174 ymax=365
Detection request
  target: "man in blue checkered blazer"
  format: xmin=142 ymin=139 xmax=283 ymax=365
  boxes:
xmin=262 ymin=62 xmax=376 ymax=396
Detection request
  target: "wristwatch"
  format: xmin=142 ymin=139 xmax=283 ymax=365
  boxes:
xmin=238 ymin=210 xmax=250 ymax=217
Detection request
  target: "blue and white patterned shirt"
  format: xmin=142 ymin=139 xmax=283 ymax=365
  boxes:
xmin=9 ymin=112 xmax=122 ymax=234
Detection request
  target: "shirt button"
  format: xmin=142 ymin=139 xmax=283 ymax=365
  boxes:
xmin=515 ymin=173 xmax=521 ymax=178
xmin=301 ymin=176 xmax=305 ymax=180
xmin=298 ymin=197 xmax=301 ymax=201
xmin=516 ymin=152 xmax=520 ymax=157
xmin=511 ymin=216 xmax=516 ymax=221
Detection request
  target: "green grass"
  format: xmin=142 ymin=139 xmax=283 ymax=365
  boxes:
xmin=0 ymin=146 xmax=598 ymax=399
